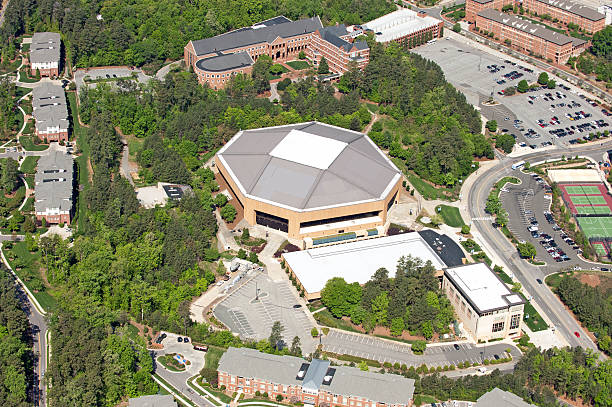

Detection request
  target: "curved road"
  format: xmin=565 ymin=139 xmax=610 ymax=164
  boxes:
xmin=465 ymin=142 xmax=612 ymax=351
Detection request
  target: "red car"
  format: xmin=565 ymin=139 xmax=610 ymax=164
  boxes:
xmin=574 ymin=331 xmax=580 ymax=338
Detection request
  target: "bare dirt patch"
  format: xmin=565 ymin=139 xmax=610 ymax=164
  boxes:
xmin=577 ymin=272 xmax=612 ymax=292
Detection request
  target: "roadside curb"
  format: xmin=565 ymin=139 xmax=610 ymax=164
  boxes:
xmin=0 ymin=244 xmax=47 ymax=316
xmin=152 ymin=374 xmax=195 ymax=407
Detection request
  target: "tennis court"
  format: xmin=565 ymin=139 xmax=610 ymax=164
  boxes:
xmin=570 ymin=195 xmax=607 ymax=205
xmin=575 ymin=206 xmax=612 ymax=215
xmin=577 ymin=217 xmax=612 ymax=238
xmin=593 ymin=242 xmax=608 ymax=257
xmin=564 ymin=185 xmax=602 ymax=195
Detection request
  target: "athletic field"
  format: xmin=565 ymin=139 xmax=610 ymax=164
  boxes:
xmin=577 ymin=217 xmax=612 ymax=239
xmin=564 ymin=185 xmax=602 ymax=195
xmin=593 ymin=242 xmax=608 ymax=257
xmin=575 ymin=206 xmax=612 ymax=215
xmin=570 ymin=195 xmax=607 ymax=205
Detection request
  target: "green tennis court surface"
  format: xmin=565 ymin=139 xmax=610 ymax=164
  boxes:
xmin=578 ymin=217 xmax=612 ymax=238
xmin=593 ymin=243 xmax=608 ymax=256
xmin=575 ymin=206 xmax=612 ymax=215
xmin=565 ymin=185 xmax=602 ymax=195
xmin=570 ymin=195 xmax=607 ymax=205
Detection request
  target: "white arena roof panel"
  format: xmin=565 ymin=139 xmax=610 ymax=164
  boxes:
xmin=270 ymin=129 xmax=348 ymax=169
xmin=217 ymin=122 xmax=401 ymax=212
xmin=283 ymin=233 xmax=447 ymax=295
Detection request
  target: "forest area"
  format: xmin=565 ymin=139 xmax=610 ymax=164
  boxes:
xmin=318 ymin=255 xmax=455 ymax=339
xmin=571 ymin=26 xmax=612 ymax=87
xmin=0 ymin=271 xmax=31 ymax=407
xmin=0 ymin=0 xmax=394 ymax=71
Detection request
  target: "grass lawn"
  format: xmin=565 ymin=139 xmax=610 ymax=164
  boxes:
xmin=14 ymin=108 xmax=23 ymax=133
xmin=67 ymin=91 xmax=91 ymax=232
xmin=20 ymin=156 xmax=39 ymax=174
xmin=313 ymin=309 xmax=359 ymax=332
xmin=365 ymin=102 xmax=379 ymax=113
xmin=267 ymin=64 xmax=289 ymax=79
xmin=15 ymin=87 xmax=31 ymax=99
xmin=197 ymin=378 xmax=232 ymax=403
xmin=494 ymin=268 xmax=514 ymax=284
xmin=408 ymin=174 xmax=454 ymax=201
xmin=21 ymin=197 xmax=34 ymax=213
xmin=20 ymin=135 xmax=48 ymax=151
xmin=187 ymin=376 xmax=221 ymax=406
xmin=436 ymin=204 xmax=464 ymax=227
xmin=0 ymin=58 xmax=21 ymax=75
xmin=127 ymin=137 xmax=143 ymax=157
xmin=205 ymin=346 xmax=225 ymax=370
xmin=158 ymin=354 xmax=186 ymax=372
xmin=523 ymin=300 xmax=549 ymax=332
xmin=286 ymin=60 xmax=310 ymax=70
xmin=18 ymin=68 xmax=40 ymax=83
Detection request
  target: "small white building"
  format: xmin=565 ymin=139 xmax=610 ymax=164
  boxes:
xmin=442 ymin=263 xmax=524 ymax=342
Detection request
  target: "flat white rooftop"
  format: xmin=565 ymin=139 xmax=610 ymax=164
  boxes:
xmin=270 ymin=129 xmax=348 ymax=170
xmin=363 ymin=9 xmax=441 ymax=43
xmin=283 ymin=232 xmax=447 ymax=295
xmin=444 ymin=263 xmax=524 ymax=314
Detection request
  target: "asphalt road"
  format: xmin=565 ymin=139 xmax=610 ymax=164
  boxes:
xmin=154 ymin=350 xmax=214 ymax=407
xmin=465 ymin=142 xmax=612 ymax=351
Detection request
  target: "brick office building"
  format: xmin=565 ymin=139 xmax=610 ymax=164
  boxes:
xmin=363 ymin=8 xmax=444 ymax=46
xmin=476 ymin=9 xmax=588 ymax=64
xmin=30 ymin=32 xmax=61 ymax=77
xmin=521 ymin=0 xmax=605 ymax=33
xmin=466 ymin=0 xmax=515 ymax=22
xmin=184 ymin=16 xmax=369 ymax=89
xmin=218 ymin=347 xmax=416 ymax=407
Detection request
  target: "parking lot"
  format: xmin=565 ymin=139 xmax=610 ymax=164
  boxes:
xmin=213 ymin=273 xmax=317 ymax=352
xmin=74 ymin=66 xmax=150 ymax=92
xmin=414 ymin=38 xmax=609 ymax=149
xmin=322 ymin=330 xmax=519 ymax=367
xmin=501 ymin=171 xmax=580 ymax=266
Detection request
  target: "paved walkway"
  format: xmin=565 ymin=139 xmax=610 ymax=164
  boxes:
xmin=156 ymin=61 xmax=181 ymax=80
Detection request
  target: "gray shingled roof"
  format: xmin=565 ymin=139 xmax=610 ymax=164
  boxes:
xmin=191 ymin=17 xmax=323 ymax=56
xmin=218 ymin=347 xmax=415 ymax=405
xmin=476 ymin=388 xmax=536 ymax=407
xmin=532 ymin=0 xmax=604 ymax=21
xmin=34 ymin=151 xmax=74 ymax=215
xmin=32 ymin=83 xmax=68 ymax=132
xmin=195 ymin=51 xmax=254 ymax=72
xmin=30 ymin=32 xmax=61 ymax=64
xmin=216 ymin=122 xmax=401 ymax=212
xmin=478 ymin=9 xmax=586 ymax=46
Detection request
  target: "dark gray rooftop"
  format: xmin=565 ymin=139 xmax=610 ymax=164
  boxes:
xmin=30 ymin=32 xmax=61 ymax=64
xmin=35 ymin=151 xmax=74 ymax=214
xmin=195 ymin=51 xmax=253 ymax=72
xmin=476 ymin=388 xmax=536 ymax=407
xmin=532 ymin=0 xmax=604 ymax=21
xmin=190 ymin=17 xmax=323 ymax=56
xmin=217 ymin=122 xmax=401 ymax=211
xmin=218 ymin=347 xmax=415 ymax=404
xmin=477 ymin=9 xmax=587 ymax=46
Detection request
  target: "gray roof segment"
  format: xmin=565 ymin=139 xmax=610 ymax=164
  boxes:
xmin=34 ymin=151 xmax=74 ymax=214
xmin=33 ymin=104 xmax=69 ymax=131
xmin=32 ymin=83 xmax=66 ymax=108
xmin=476 ymin=388 xmax=536 ymax=407
xmin=478 ymin=9 xmax=585 ymax=46
xmin=195 ymin=51 xmax=253 ymax=72
xmin=218 ymin=347 xmax=415 ymax=405
xmin=301 ymin=359 xmax=330 ymax=391
xmin=533 ymin=0 xmax=604 ymax=21
xmin=218 ymin=122 xmax=400 ymax=211
xmin=30 ymin=32 xmax=61 ymax=64
xmin=191 ymin=17 xmax=323 ymax=56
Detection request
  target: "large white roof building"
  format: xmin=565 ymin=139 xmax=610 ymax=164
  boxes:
xmin=363 ymin=9 xmax=443 ymax=43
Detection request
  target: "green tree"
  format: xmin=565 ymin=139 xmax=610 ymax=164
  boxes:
xmin=495 ymin=133 xmax=516 ymax=153
xmin=390 ymin=317 xmax=405 ymax=336
xmin=537 ymin=72 xmax=549 ymax=85
xmin=485 ymin=195 xmax=502 ymax=215
xmin=592 ymin=26 xmax=612 ymax=58
xmin=321 ymin=277 xmax=362 ymax=318
xmin=504 ymin=86 xmax=517 ymax=96
xmin=358 ymin=361 xmax=369 ymax=371
xmin=269 ymin=321 xmax=284 ymax=349
xmin=310 ymin=327 xmax=319 ymax=338
xmin=486 ymin=120 xmax=497 ymax=132
xmin=371 ymin=292 xmax=389 ymax=325
xmin=298 ymin=51 xmax=306 ymax=59
xmin=214 ymin=193 xmax=228 ymax=207
xmin=517 ymin=242 xmax=537 ymax=259
xmin=290 ymin=336 xmax=302 ymax=356
xmin=1 ymin=158 xmax=19 ymax=193
xmin=318 ymin=56 xmax=330 ymax=74
xmin=517 ymin=79 xmax=529 ymax=93
xmin=452 ymin=23 xmax=461 ymax=33
xmin=547 ymin=79 xmax=556 ymax=89
xmin=251 ymin=55 xmax=272 ymax=94
xmin=411 ymin=340 xmax=426 ymax=354
xmin=497 ymin=208 xmax=509 ymax=226
xmin=220 ymin=204 xmax=237 ymax=222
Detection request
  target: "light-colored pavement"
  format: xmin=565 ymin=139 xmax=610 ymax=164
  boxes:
xmin=322 ymin=329 xmax=521 ymax=368
xmin=74 ymin=67 xmax=150 ymax=92
xmin=268 ymin=82 xmax=279 ymax=102
xmin=156 ymin=61 xmax=181 ymax=80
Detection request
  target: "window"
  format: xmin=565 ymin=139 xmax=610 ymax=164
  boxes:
xmin=492 ymin=322 xmax=505 ymax=332
xmin=510 ymin=314 xmax=521 ymax=329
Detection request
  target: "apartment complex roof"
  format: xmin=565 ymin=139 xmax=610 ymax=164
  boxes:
xmin=283 ymin=232 xmax=448 ymax=295
xmin=190 ymin=17 xmax=323 ymax=56
xmin=35 ymin=151 xmax=74 ymax=215
xmin=477 ymin=9 xmax=586 ymax=46
xmin=30 ymin=32 xmax=61 ymax=64
xmin=444 ymin=263 xmax=525 ymax=315
xmin=195 ymin=51 xmax=253 ymax=72
xmin=217 ymin=122 xmax=400 ymax=212
xmin=363 ymin=9 xmax=442 ymax=43
xmin=532 ymin=0 xmax=604 ymax=21
xmin=218 ymin=347 xmax=415 ymax=405
xmin=32 ymin=83 xmax=68 ymax=132
xmin=475 ymin=388 xmax=536 ymax=407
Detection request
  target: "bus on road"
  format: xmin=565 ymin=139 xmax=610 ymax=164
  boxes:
xmin=512 ymin=160 xmax=525 ymax=170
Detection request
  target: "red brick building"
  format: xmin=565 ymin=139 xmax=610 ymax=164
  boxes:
xmin=521 ymin=0 xmax=605 ymax=33
xmin=34 ymin=151 xmax=74 ymax=225
xmin=184 ymin=16 xmax=369 ymax=89
xmin=466 ymin=0 xmax=515 ymax=22
xmin=32 ymin=83 xmax=69 ymax=143
xmin=475 ymin=9 xmax=588 ymax=64
xmin=30 ymin=32 xmax=61 ymax=77
xmin=363 ymin=9 xmax=444 ymax=47
xmin=218 ymin=347 xmax=415 ymax=407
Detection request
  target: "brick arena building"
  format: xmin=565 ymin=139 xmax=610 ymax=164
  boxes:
xmin=363 ymin=8 xmax=444 ymax=46
xmin=476 ymin=9 xmax=588 ymax=64
xmin=214 ymin=122 xmax=401 ymax=241
xmin=184 ymin=16 xmax=369 ymax=89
